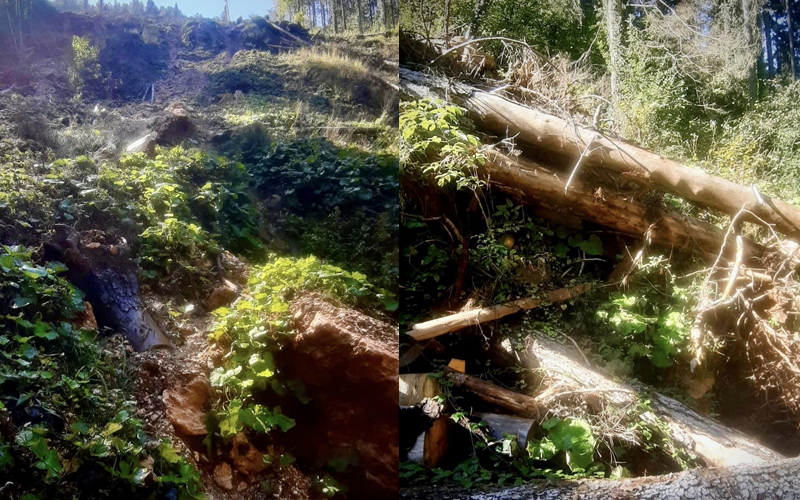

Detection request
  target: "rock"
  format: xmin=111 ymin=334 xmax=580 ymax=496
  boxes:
xmin=74 ymin=302 xmax=98 ymax=331
xmin=205 ymin=279 xmax=239 ymax=310
xmin=153 ymin=112 xmax=196 ymax=146
xmin=238 ymin=481 xmax=248 ymax=492
xmin=126 ymin=133 xmax=157 ymax=157
xmin=163 ymin=376 xmax=210 ymax=436
xmin=218 ymin=93 xmax=236 ymax=106
xmin=95 ymin=142 xmax=118 ymax=162
xmin=218 ymin=251 xmax=249 ymax=286
xmin=281 ymin=293 xmax=399 ymax=498
xmin=178 ymin=323 xmax=194 ymax=336
xmin=213 ymin=463 xmax=234 ymax=491
xmin=229 ymin=433 xmax=266 ymax=476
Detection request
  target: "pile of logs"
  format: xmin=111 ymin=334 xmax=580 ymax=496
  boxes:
xmin=399 ymin=66 xmax=800 ymax=496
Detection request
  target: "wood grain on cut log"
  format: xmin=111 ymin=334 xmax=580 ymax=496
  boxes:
xmin=482 ymin=151 xmax=763 ymax=260
xmin=407 ymin=284 xmax=592 ymax=341
xmin=401 ymin=456 xmax=800 ymax=499
xmin=475 ymin=413 xmax=535 ymax=449
xmin=400 ymin=373 xmax=449 ymax=467
xmin=514 ymin=335 xmax=785 ymax=467
xmin=443 ymin=370 xmax=542 ymax=419
xmin=400 ymin=68 xmax=800 ymax=238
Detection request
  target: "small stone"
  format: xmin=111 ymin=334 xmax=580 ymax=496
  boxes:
xmin=238 ymin=481 xmax=247 ymax=492
xmin=163 ymin=376 xmax=210 ymax=435
xmin=126 ymin=133 xmax=157 ymax=157
xmin=229 ymin=433 xmax=265 ymax=475
xmin=205 ymin=279 xmax=239 ymax=311
xmin=74 ymin=302 xmax=98 ymax=331
xmin=213 ymin=463 xmax=234 ymax=491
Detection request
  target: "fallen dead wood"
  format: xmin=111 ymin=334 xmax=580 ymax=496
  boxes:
xmin=400 ymin=68 xmax=800 ymax=238
xmin=482 ymin=151 xmax=764 ymax=260
xmin=443 ymin=369 xmax=542 ymax=419
xmin=475 ymin=413 xmax=535 ymax=449
xmin=509 ymin=335 xmax=786 ymax=467
xmin=407 ymin=284 xmax=592 ymax=341
xmin=400 ymin=455 xmax=800 ymax=499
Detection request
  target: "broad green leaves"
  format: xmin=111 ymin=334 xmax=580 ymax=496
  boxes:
xmin=216 ymin=399 xmax=295 ymax=438
xmin=400 ymin=99 xmax=486 ymax=191
xmin=528 ymin=417 xmax=597 ymax=472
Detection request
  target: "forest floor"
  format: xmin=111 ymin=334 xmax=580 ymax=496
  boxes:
xmin=0 ymin=12 xmax=398 ymax=500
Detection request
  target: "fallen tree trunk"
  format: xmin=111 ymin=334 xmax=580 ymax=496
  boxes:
xmin=45 ymin=226 xmax=171 ymax=352
xmin=482 ymin=151 xmax=763 ymax=260
xmin=400 ymin=68 xmax=800 ymax=238
xmin=407 ymin=284 xmax=591 ymax=340
xmin=400 ymin=455 xmax=800 ymax=499
xmin=511 ymin=335 xmax=786 ymax=467
xmin=444 ymin=370 xmax=542 ymax=419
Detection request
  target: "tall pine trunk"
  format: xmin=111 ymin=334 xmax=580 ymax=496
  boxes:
xmin=764 ymin=8 xmax=774 ymax=78
xmin=356 ymin=0 xmax=363 ymax=33
xmin=787 ymin=0 xmax=796 ymax=81
xmin=742 ymin=0 xmax=757 ymax=104
xmin=603 ymin=0 xmax=623 ymax=109
xmin=16 ymin=0 xmax=22 ymax=51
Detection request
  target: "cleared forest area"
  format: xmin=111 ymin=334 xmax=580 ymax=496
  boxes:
xmin=399 ymin=0 xmax=800 ymax=497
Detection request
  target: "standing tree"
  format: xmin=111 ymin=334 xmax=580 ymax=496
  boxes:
xmin=786 ymin=0 xmax=796 ymax=80
xmin=145 ymin=0 xmax=159 ymax=16
xmin=604 ymin=0 xmax=624 ymax=108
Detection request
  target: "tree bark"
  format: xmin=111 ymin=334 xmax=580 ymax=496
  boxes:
xmin=603 ymin=0 xmax=624 ymax=106
xmin=742 ymin=0 xmax=757 ymax=103
xmin=788 ymin=0 xmax=797 ymax=81
xmin=764 ymin=8 xmax=774 ymax=78
xmin=399 ymin=68 xmax=800 ymax=238
xmin=407 ymin=284 xmax=592 ymax=341
xmin=443 ymin=370 xmax=542 ymax=419
xmin=16 ymin=0 xmax=22 ymax=51
xmin=45 ymin=226 xmax=171 ymax=352
xmin=356 ymin=0 xmax=364 ymax=33
xmin=400 ymin=456 xmax=800 ymax=499
xmin=507 ymin=334 xmax=786 ymax=467
xmin=481 ymin=151 xmax=763 ymax=260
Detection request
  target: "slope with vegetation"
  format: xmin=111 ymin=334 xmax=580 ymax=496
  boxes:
xmin=0 ymin=3 xmax=398 ymax=499
xmin=399 ymin=0 xmax=800 ymax=497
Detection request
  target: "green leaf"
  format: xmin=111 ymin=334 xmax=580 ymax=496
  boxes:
xmin=579 ymin=235 xmax=603 ymax=256
xmin=102 ymin=422 xmax=124 ymax=437
xmin=158 ymin=443 xmax=182 ymax=463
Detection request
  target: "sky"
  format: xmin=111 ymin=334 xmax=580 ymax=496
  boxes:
xmin=91 ymin=0 xmax=275 ymax=19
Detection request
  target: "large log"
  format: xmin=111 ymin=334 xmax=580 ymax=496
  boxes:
xmin=407 ymin=285 xmax=591 ymax=341
xmin=400 ymin=68 xmax=800 ymax=238
xmin=400 ymin=456 xmax=800 ymax=499
xmin=483 ymin=151 xmax=763 ymax=260
xmin=45 ymin=226 xmax=171 ymax=352
xmin=444 ymin=370 xmax=542 ymax=419
xmin=400 ymin=373 xmax=450 ymax=467
xmin=508 ymin=335 xmax=785 ymax=467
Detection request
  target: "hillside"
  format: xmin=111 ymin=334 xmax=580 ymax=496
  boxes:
xmin=399 ymin=0 xmax=800 ymax=498
xmin=0 ymin=7 xmax=398 ymax=500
